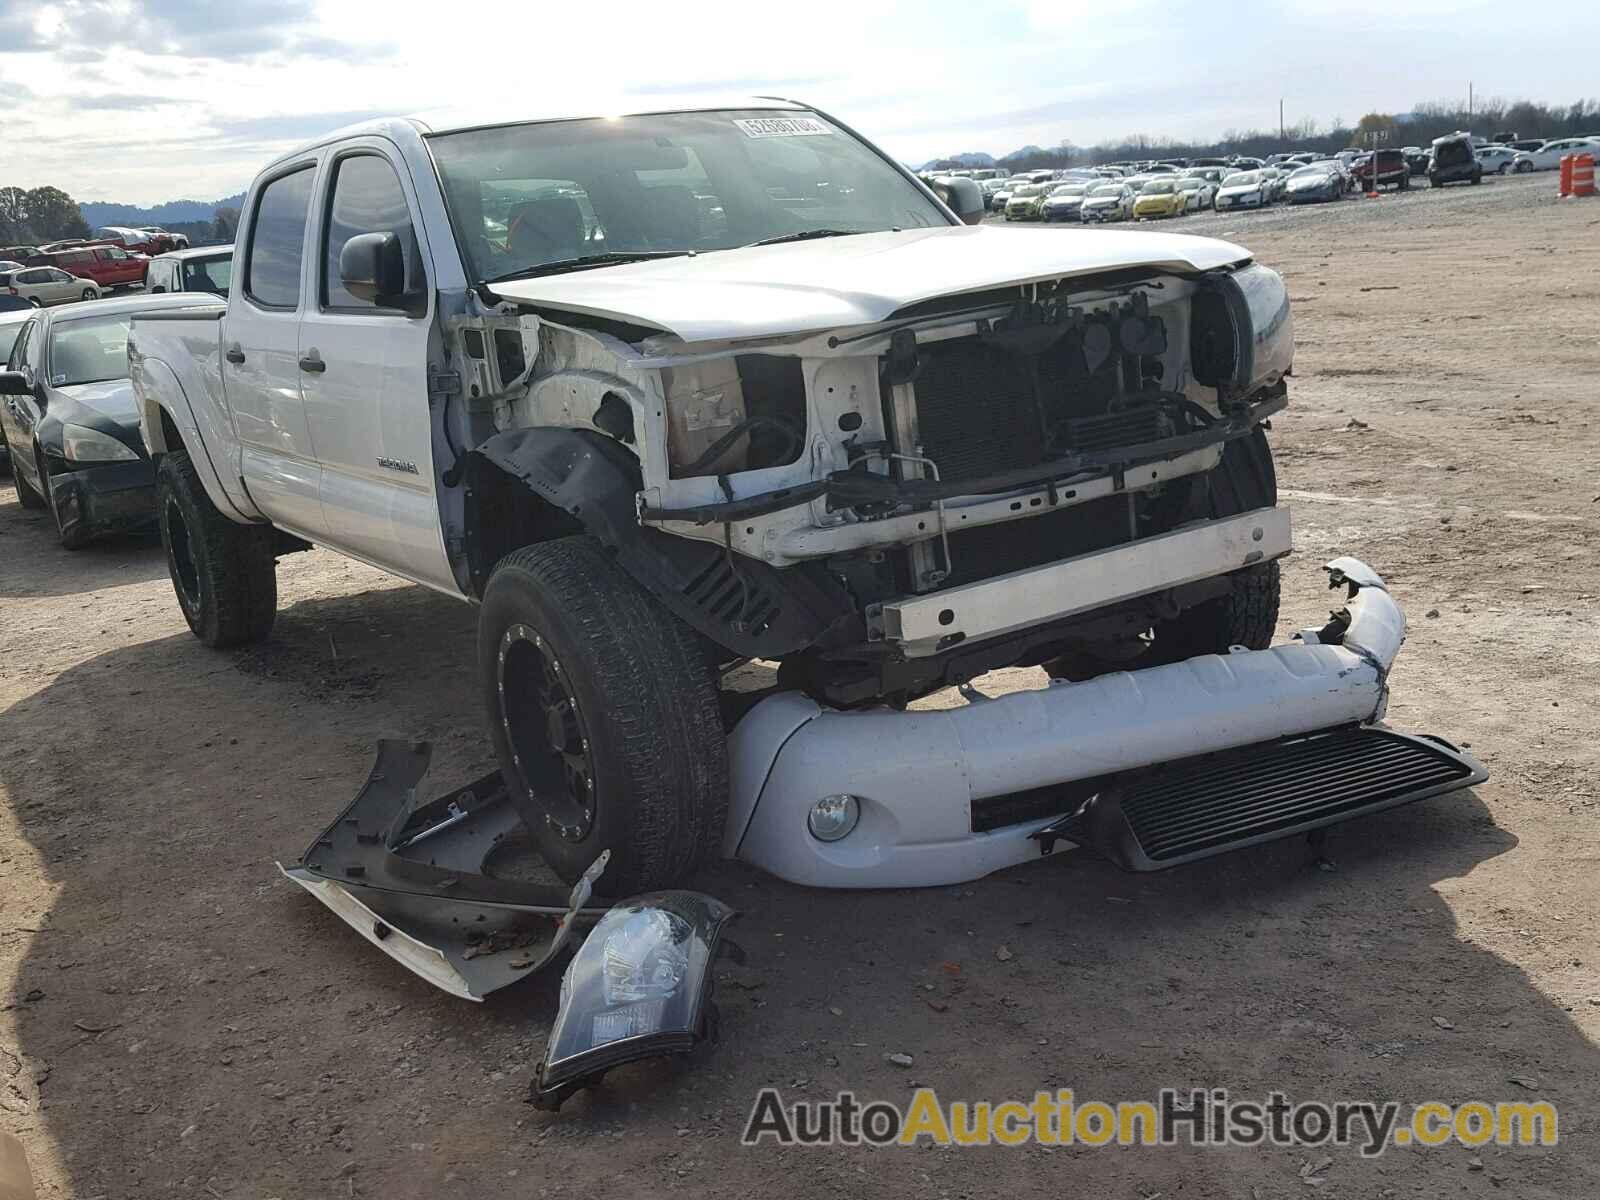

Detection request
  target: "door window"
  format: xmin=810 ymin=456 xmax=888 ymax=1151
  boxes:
xmin=5 ymin=320 xmax=32 ymax=369
xmin=245 ymin=166 xmax=315 ymax=309
xmin=321 ymin=154 xmax=421 ymax=310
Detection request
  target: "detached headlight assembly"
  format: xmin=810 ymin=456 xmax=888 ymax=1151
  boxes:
xmin=533 ymin=891 xmax=735 ymax=1110
xmin=61 ymin=423 xmax=138 ymax=463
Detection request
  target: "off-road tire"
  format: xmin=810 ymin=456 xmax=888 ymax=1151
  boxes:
xmin=479 ymin=536 xmax=729 ymax=894
xmin=13 ymin=457 xmax=46 ymax=509
xmin=1148 ymin=427 xmax=1282 ymax=661
xmin=156 ymin=449 xmax=277 ymax=646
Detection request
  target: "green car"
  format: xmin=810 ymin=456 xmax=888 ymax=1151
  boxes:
xmin=1003 ymin=183 xmax=1051 ymax=221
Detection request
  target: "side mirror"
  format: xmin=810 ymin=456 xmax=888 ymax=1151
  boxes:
xmin=339 ymin=231 xmax=410 ymax=306
xmin=929 ymin=176 xmax=987 ymax=226
xmin=0 ymin=370 xmax=30 ymax=396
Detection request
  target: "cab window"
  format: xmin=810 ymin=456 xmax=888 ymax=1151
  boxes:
xmin=245 ymin=166 xmax=315 ymax=309
xmin=321 ymin=153 xmax=422 ymax=310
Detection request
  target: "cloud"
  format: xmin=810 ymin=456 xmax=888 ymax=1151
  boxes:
xmin=203 ymin=110 xmax=394 ymax=144
xmin=0 ymin=0 xmax=387 ymax=61
xmin=68 ymin=92 xmax=183 ymax=112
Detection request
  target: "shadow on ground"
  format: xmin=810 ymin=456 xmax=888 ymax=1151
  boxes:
xmin=1 ymin=571 xmax=1592 ymax=1198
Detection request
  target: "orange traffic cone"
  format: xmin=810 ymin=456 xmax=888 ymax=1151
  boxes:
xmin=1559 ymin=154 xmax=1575 ymax=197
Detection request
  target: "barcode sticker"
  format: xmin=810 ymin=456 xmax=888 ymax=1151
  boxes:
xmin=733 ymin=116 xmax=831 ymax=139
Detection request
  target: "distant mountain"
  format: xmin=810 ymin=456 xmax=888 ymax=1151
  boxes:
xmin=80 ymin=193 xmax=246 ymax=229
xmin=918 ymin=150 xmax=998 ymax=170
xmin=999 ymin=145 xmax=1047 ymax=163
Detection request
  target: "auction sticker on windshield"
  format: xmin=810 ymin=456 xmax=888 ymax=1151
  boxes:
xmin=734 ymin=116 xmax=831 ymax=138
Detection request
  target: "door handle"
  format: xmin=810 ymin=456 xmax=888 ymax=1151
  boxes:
xmin=225 ymin=345 xmax=245 ymax=365
xmin=298 ymin=353 xmax=326 ymax=374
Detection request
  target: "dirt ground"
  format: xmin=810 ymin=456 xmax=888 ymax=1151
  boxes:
xmin=3 ymin=172 xmax=1599 ymax=1199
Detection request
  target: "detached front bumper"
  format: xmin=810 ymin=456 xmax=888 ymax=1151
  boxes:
xmin=46 ymin=458 xmax=156 ymax=540
xmin=725 ymin=558 xmax=1484 ymax=888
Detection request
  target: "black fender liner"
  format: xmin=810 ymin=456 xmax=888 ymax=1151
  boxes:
xmin=468 ymin=428 xmax=855 ymax=659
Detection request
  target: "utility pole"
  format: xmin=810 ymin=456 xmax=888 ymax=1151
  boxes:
xmin=1468 ymin=81 xmax=1474 ymax=124
xmin=1280 ymin=98 xmax=1285 ymax=141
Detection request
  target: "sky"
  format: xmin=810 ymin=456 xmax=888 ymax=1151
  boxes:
xmin=2 ymin=0 xmax=1597 ymax=206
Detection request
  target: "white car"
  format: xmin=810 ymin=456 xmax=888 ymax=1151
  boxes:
xmin=1176 ymin=176 xmax=1213 ymax=211
xmin=1473 ymin=146 xmax=1517 ymax=174
xmin=1511 ymin=138 xmax=1600 ymax=172
xmin=2 ymin=265 xmax=103 ymax=307
xmin=1079 ymin=181 xmax=1135 ymax=222
xmin=1214 ymin=171 xmax=1269 ymax=210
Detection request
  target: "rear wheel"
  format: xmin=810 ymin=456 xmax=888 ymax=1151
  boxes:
xmin=156 ymin=449 xmax=277 ymax=646
xmin=479 ymin=537 xmax=728 ymax=894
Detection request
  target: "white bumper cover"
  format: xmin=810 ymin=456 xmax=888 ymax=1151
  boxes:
xmin=725 ymin=557 xmax=1405 ymax=889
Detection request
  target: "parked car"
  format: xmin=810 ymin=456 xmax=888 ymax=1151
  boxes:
xmin=1429 ymin=135 xmax=1483 ymax=186
xmin=1039 ymin=182 xmax=1090 ymax=222
xmin=94 ymin=226 xmax=188 ymax=255
xmin=1284 ymin=165 xmax=1344 ymax=203
xmin=980 ymin=178 xmax=1009 ymax=210
xmin=1214 ymin=170 xmax=1269 ymax=210
xmin=1176 ymin=176 xmax=1213 ymax=210
xmin=144 ymin=246 xmax=234 ymax=296
xmin=1003 ymin=183 xmax=1051 ymax=220
xmin=30 ymin=243 xmax=149 ymax=291
xmin=1505 ymin=138 xmax=1545 ymax=153
xmin=1259 ymin=166 xmax=1293 ymax=201
xmin=1132 ymin=178 xmax=1186 ymax=220
xmin=1403 ymin=148 xmax=1431 ymax=176
xmin=3 ymin=265 xmax=103 ymax=307
xmin=1511 ymin=138 xmax=1600 ymax=172
xmin=0 ymin=293 xmax=213 ymax=545
xmin=1351 ymin=148 xmax=1410 ymax=191
xmin=1474 ymin=145 xmax=1518 ymax=174
xmin=1079 ymin=181 xmax=1135 ymax=221
xmin=988 ymin=183 xmax=1014 ymax=211
xmin=0 ymin=308 xmax=28 ymax=466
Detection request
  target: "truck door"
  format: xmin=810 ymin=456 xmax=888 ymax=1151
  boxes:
xmin=299 ymin=143 xmax=457 ymax=591
xmin=223 ymin=160 xmax=327 ymax=540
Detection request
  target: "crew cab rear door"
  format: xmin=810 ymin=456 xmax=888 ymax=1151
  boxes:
xmin=299 ymin=141 xmax=455 ymax=591
xmin=225 ymin=159 xmax=328 ymax=540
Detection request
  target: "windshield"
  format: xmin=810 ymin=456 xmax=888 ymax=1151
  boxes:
xmin=1291 ymin=167 xmax=1326 ymax=179
xmin=1222 ymin=172 xmax=1260 ymax=187
xmin=1141 ymin=180 xmax=1176 ymax=194
xmin=183 ymin=254 xmax=233 ymax=296
xmin=1013 ymin=184 xmax=1046 ymax=197
xmin=427 ymin=109 xmax=948 ymax=282
xmin=1177 ymin=179 xmax=1201 ymax=190
xmin=1050 ymin=184 xmax=1086 ymax=196
xmin=1089 ymin=184 xmax=1123 ymax=197
xmin=49 ymin=314 xmax=134 ymax=387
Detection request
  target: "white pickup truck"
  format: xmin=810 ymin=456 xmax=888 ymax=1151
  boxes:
xmin=130 ymin=98 xmax=1482 ymax=895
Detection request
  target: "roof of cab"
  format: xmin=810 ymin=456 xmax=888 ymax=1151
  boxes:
xmin=269 ymin=94 xmax=809 ymax=168
xmin=150 ymin=246 xmax=234 ymax=263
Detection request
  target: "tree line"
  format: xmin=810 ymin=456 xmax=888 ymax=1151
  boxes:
xmin=932 ymin=96 xmax=1600 ymax=172
xmin=0 ymin=186 xmax=91 ymax=246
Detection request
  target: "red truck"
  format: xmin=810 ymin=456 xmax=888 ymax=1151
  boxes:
xmin=1351 ymin=148 xmax=1411 ymax=190
xmin=27 ymin=242 xmax=149 ymax=291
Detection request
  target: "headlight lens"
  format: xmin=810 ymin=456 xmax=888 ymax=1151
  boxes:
xmin=61 ymin=423 xmax=138 ymax=463
xmin=535 ymin=891 xmax=735 ymax=1110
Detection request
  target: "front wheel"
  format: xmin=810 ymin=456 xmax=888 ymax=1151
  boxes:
xmin=156 ymin=449 xmax=277 ymax=646
xmin=13 ymin=453 xmax=47 ymax=509
xmin=80 ymin=288 xmax=96 ymax=301
xmin=480 ymin=537 xmax=729 ymax=894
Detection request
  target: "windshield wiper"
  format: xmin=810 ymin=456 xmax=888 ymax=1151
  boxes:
xmin=744 ymin=229 xmax=865 ymax=248
xmin=483 ymin=251 xmax=692 ymax=285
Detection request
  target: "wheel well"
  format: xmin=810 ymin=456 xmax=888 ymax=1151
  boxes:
xmin=462 ymin=456 xmax=583 ymax=596
xmin=158 ymin=408 xmax=184 ymax=456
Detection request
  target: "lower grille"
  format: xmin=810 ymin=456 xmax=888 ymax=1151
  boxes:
xmin=974 ymin=726 xmax=1486 ymax=871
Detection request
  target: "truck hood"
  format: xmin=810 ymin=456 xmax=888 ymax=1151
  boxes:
xmin=486 ymin=225 xmax=1250 ymax=344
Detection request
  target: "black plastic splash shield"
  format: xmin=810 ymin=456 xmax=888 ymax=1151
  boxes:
xmin=278 ymin=740 xmax=610 ymax=1000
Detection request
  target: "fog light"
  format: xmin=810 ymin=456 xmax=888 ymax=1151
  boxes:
xmin=807 ymin=794 xmax=860 ymax=842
